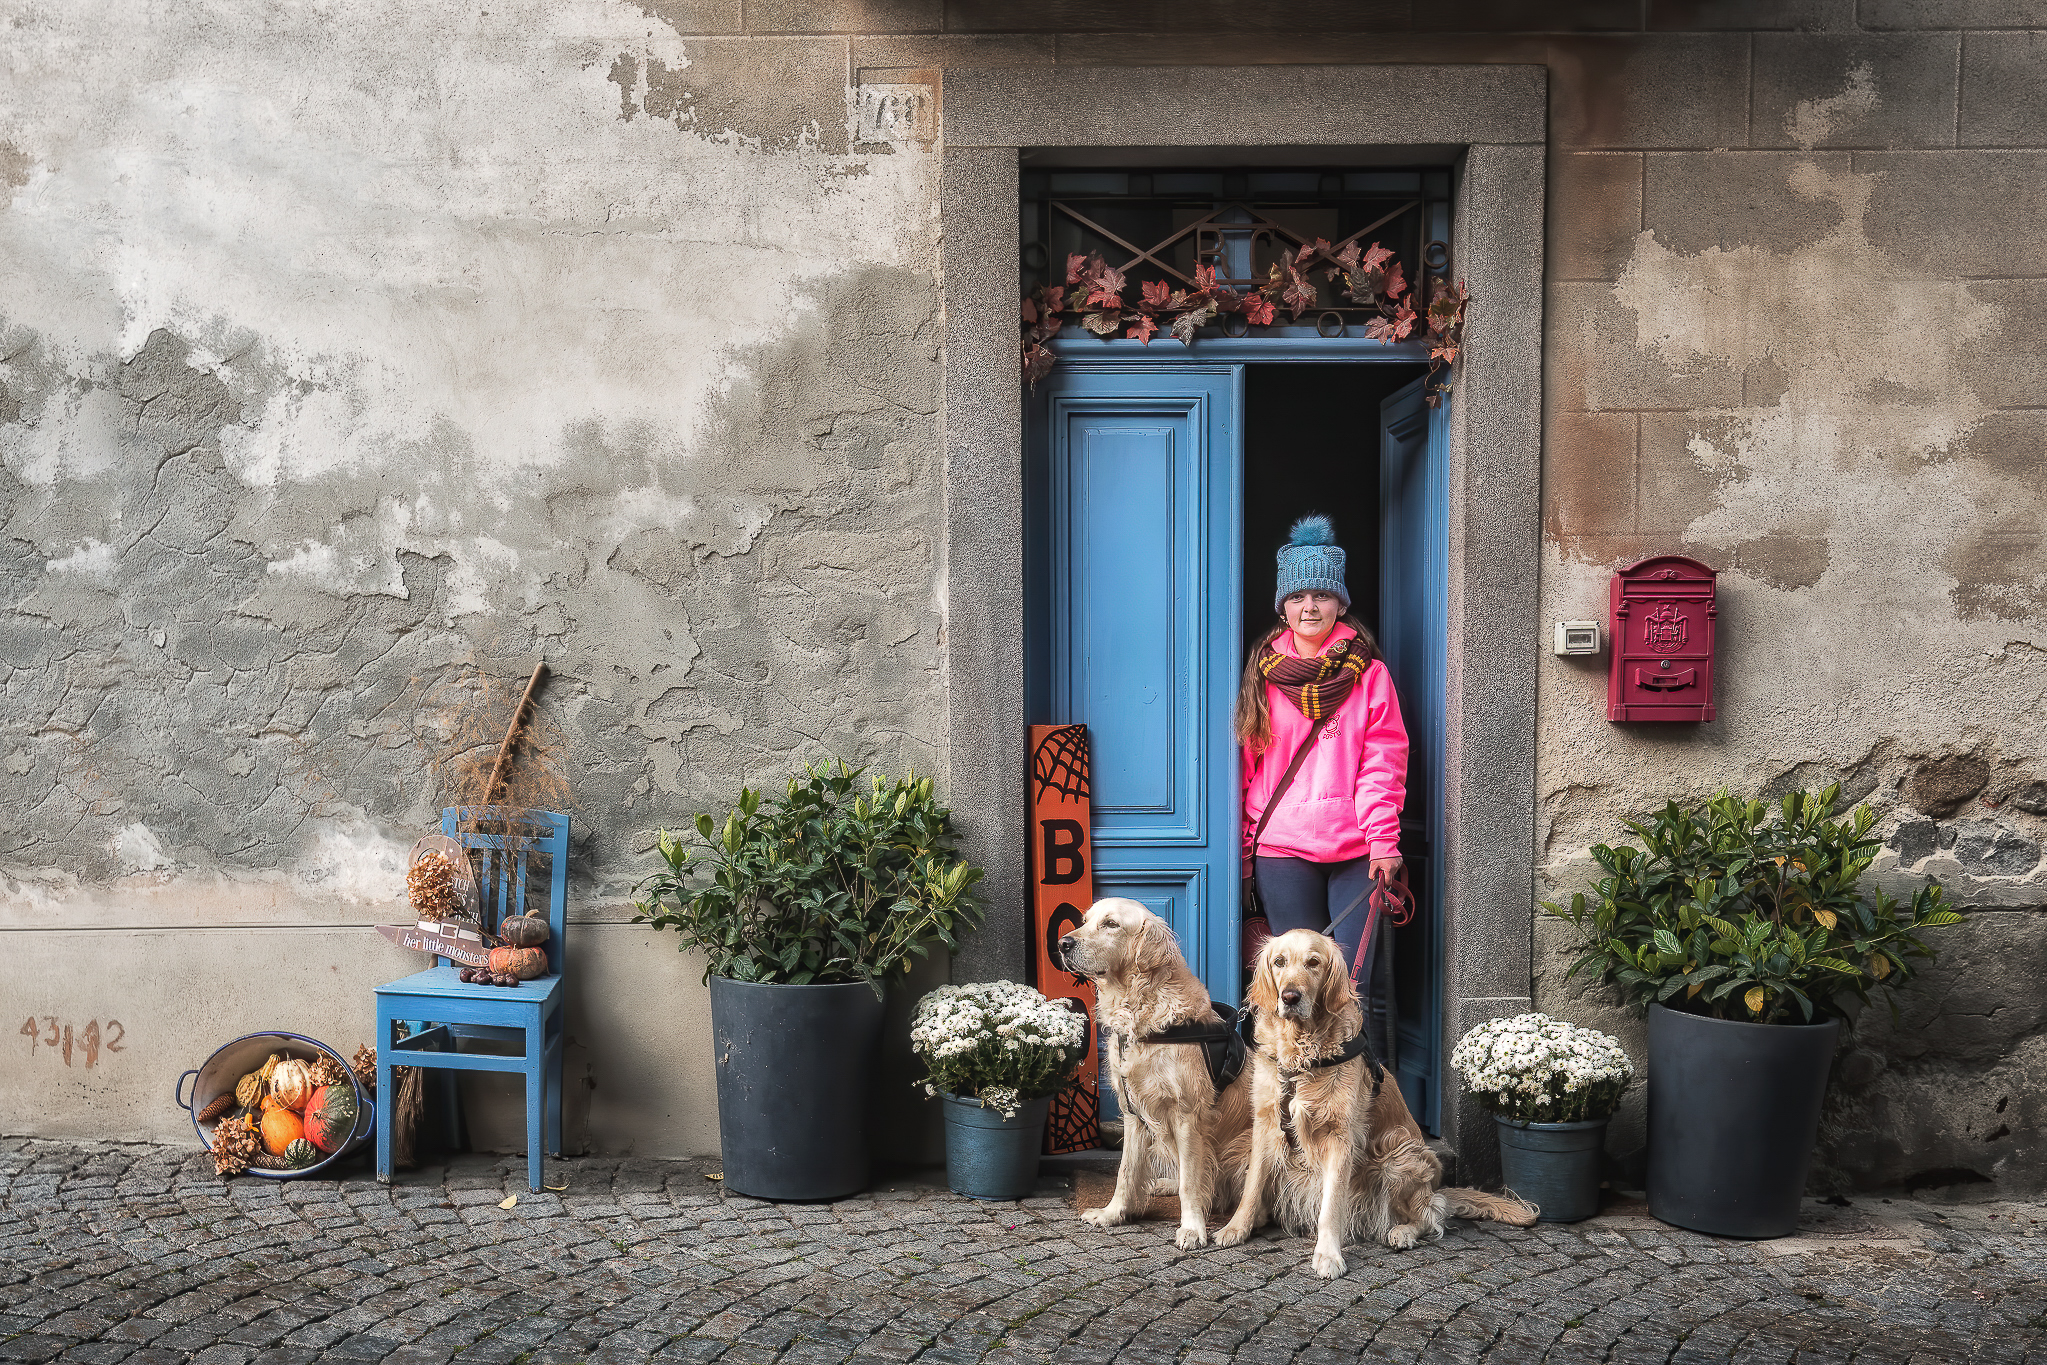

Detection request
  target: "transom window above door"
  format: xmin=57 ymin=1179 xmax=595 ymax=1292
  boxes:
xmin=1019 ymin=165 xmax=1454 ymax=327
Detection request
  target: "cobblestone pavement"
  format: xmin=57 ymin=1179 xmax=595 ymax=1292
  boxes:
xmin=3 ymin=1140 xmax=2044 ymax=1365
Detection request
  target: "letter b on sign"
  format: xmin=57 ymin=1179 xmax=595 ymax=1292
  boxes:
xmin=1040 ymin=819 xmax=1086 ymax=884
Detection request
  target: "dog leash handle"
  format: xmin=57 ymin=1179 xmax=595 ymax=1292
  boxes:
xmin=1350 ymin=868 xmax=1417 ymax=982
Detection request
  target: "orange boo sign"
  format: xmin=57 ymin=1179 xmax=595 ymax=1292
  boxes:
xmin=1028 ymin=723 xmax=1101 ymax=1154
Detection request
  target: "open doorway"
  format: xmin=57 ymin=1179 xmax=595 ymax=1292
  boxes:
xmin=1242 ymin=363 xmax=1426 ymax=647
xmin=1241 ymin=361 xmax=1438 ymax=1128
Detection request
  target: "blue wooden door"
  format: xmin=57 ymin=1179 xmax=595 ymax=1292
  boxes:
xmin=1378 ymin=375 xmax=1449 ymax=1133
xmin=1040 ymin=366 xmax=1244 ymax=999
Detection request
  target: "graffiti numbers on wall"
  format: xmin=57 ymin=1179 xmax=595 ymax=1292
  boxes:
xmin=19 ymin=1016 xmax=125 ymax=1067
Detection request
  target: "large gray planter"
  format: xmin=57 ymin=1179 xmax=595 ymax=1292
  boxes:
xmin=709 ymin=977 xmax=886 ymax=1201
xmin=1648 ymin=1003 xmax=1839 ymax=1239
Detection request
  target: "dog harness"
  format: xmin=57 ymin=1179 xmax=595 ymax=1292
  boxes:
xmin=1137 ymin=1002 xmax=1248 ymax=1100
xmin=1237 ymin=1006 xmax=1388 ymax=1160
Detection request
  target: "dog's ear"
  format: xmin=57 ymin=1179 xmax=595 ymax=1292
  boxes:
xmin=1319 ymin=940 xmax=1357 ymax=1019
xmin=1129 ymin=913 xmax=1179 ymax=979
xmin=1246 ymin=940 xmax=1279 ymax=1014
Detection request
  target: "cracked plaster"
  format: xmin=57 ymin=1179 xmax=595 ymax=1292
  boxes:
xmin=0 ymin=0 xmax=944 ymax=1154
xmin=1535 ymin=65 xmax=2047 ymax=1190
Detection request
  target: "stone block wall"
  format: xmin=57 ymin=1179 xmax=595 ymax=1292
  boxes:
xmin=3 ymin=0 xmax=2042 ymax=1190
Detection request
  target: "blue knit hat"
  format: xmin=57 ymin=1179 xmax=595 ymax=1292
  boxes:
xmin=1273 ymin=514 xmax=1349 ymax=612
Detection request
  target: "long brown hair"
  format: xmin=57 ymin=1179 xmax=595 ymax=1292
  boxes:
xmin=1233 ymin=611 xmax=1381 ymax=751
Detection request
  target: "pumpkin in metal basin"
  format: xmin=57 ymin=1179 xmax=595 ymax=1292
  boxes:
xmin=260 ymin=1105 xmax=305 ymax=1156
xmin=269 ymin=1058 xmax=316 ymax=1111
xmin=302 ymin=1083 xmax=358 ymax=1154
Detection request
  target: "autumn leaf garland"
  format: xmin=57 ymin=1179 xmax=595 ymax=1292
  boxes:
xmin=1022 ymin=239 xmax=1469 ymax=403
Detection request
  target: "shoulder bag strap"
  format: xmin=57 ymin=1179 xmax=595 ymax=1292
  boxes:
xmin=1249 ymin=717 xmax=1327 ymax=858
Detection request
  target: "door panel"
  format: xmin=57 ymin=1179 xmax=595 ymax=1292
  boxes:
xmin=1061 ymin=416 xmax=1194 ymax=834
xmin=1380 ymin=375 xmax=1448 ymax=1134
xmin=1042 ymin=367 xmax=1242 ymax=998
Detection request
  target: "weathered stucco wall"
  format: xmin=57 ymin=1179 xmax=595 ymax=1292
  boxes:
xmin=1529 ymin=22 xmax=2047 ymax=1195
xmin=4 ymin=2 xmax=2042 ymax=1189
xmin=0 ymin=1 xmax=947 ymax=1155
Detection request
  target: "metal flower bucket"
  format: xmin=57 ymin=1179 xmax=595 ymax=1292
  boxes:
xmin=941 ymin=1092 xmax=1052 ymax=1201
xmin=174 ymin=1031 xmax=376 ymax=1180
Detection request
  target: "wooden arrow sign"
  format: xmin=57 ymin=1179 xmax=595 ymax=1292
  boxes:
xmin=375 ymin=923 xmax=491 ymax=967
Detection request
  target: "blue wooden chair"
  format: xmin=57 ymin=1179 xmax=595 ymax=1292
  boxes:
xmin=376 ymin=807 xmax=569 ymax=1192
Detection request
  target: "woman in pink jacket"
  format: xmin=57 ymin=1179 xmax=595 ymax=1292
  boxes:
xmin=1237 ymin=515 xmax=1409 ymax=1044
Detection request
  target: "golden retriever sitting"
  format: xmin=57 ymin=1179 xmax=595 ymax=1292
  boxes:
xmin=1059 ymin=897 xmax=1253 ymax=1249
xmin=1217 ymin=929 xmax=1537 ymax=1277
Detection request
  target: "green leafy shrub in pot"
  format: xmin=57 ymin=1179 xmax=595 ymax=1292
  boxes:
xmin=633 ymin=761 xmax=984 ymax=991
xmin=1545 ymin=785 xmax=1963 ymax=1026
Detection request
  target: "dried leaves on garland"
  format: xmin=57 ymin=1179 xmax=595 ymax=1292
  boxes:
xmin=1023 ymin=243 xmax=1470 ymax=405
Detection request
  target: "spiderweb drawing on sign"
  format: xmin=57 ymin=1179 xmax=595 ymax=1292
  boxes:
xmin=1046 ymin=1026 xmax=1100 ymax=1155
xmin=1032 ymin=724 xmax=1093 ymax=803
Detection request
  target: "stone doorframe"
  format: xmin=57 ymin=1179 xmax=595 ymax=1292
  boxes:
xmin=937 ymin=65 xmax=1546 ymax=1175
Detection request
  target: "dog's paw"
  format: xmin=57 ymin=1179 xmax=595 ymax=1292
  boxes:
xmin=1081 ymin=1204 xmax=1127 ymax=1229
xmin=1212 ymin=1222 xmax=1251 ymax=1248
xmin=1311 ymin=1245 xmax=1348 ymax=1279
xmin=1174 ymin=1223 xmax=1210 ymax=1250
xmin=1385 ymin=1224 xmax=1422 ymax=1250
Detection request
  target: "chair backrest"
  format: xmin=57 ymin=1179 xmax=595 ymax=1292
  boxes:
xmin=441 ymin=807 xmax=571 ymax=976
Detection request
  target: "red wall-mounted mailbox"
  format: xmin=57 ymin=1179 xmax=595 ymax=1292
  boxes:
xmin=1608 ymin=555 xmax=1717 ymax=723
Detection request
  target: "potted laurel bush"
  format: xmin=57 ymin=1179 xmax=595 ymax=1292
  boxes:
xmin=910 ymin=981 xmax=1087 ymax=1200
xmin=1547 ymin=785 xmax=1962 ymax=1237
xmin=1450 ymin=1014 xmax=1634 ymax=1223
xmin=634 ymin=762 xmax=982 ymax=1200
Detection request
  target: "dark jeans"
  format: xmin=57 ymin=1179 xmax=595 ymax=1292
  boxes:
xmin=1254 ymin=854 xmax=1397 ymax=1064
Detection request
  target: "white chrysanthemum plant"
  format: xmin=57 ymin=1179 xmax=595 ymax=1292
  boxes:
xmin=1450 ymin=1013 xmax=1636 ymax=1126
xmin=909 ymin=980 xmax=1088 ymax=1119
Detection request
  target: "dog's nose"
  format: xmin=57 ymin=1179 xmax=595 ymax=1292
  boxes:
xmin=1280 ymin=988 xmax=1302 ymax=1005
xmin=1058 ymin=935 xmax=1076 ymax=953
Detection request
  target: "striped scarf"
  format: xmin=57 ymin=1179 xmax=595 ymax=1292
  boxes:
xmin=1258 ymin=635 xmax=1369 ymax=722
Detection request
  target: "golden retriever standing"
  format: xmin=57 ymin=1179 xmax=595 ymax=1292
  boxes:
xmin=1216 ymin=929 xmax=1537 ymax=1277
xmin=1059 ymin=897 xmax=1253 ymax=1249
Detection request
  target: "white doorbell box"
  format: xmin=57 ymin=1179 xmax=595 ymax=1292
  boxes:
xmin=1554 ymin=620 xmax=1602 ymax=656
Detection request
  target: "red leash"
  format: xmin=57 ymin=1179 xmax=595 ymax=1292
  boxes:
xmin=1350 ymin=868 xmax=1415 ymax=987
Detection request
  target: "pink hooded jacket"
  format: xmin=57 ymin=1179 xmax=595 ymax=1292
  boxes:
xmin=1240 ymin=622 xmax=1410 ymax=865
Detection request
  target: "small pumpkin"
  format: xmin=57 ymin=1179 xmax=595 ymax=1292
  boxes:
xmin=488 ymin=946 xmax=548 ymax=980
xmin=260 ymin=1105 xmax=305 ymax=1157
xmin=235 ymin=1070 xmax=265 ymax=1109
xmin=497 ymin=914 xmax=551 ymax=948
xmin=270 ymin=1059 xmax=315 ymax=1111
xmin=303 ymin=1083 xmax=358 ymax=1154
xmin=284 ymin=1138 xmax=318 ymax=1168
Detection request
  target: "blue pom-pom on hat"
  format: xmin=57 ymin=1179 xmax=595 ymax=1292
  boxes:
xmin=1287 ymin=514 xmax=1338 ymax=547
xmin=1274 ymin=513 xmax=1349 ymax=612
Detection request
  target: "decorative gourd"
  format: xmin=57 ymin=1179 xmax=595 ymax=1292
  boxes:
xmin=488 ymin=946 xmax=548 ymax=980
xmin=284 ymin=1138 xmax=318 ymax=1168
xmin=260 ymin=1105 xmax=305 ymax=1156
xmin=497 ymin=914 xmax=550 ymax=948
xmin=270 ymin=1059 xmax=315 ymax=1111
xmin=302 ymin=1083 xmax=358 ymax=1154
xmin=234 ymin=1070 xmax=265 ymax=1109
